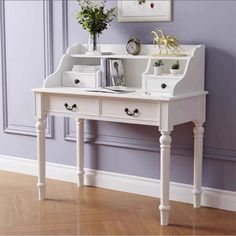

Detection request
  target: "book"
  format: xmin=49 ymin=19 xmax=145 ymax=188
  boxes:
xmin=85 ymin=86 xmax=135 ymax=94
xmin=100 ymin=58 xmax=107 ymax=88
xmin=105 ymin=86 xmax=134 ymax=93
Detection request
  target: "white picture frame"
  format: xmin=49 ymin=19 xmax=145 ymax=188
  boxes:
xmin=109 ymin=59 xmax=125 ymax=86
xmin=118 ymin=0 xmax=172 ymax=22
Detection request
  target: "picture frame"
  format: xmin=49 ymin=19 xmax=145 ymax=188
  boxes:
xmin=118 ymin=0 xmax=172 ymax=22
xmin=109 ymin=59 xmax=125 ymax=86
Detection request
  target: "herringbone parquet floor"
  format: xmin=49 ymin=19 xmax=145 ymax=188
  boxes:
xmin=0 ymin=170 xmax=236 ymax=235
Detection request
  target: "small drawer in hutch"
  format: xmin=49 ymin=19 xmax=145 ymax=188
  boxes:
xmin=62 ymin=71 xmax=101 ymax=88
xmin=143 ymin=77 xmax=175 ymax=94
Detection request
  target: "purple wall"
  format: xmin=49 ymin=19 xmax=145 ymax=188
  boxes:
xmin=0 ymin=1 xmax=236 ymax=191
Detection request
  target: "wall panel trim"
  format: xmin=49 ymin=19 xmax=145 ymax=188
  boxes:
xmin=65 ymin=130 xmax=236 ymax=162
xmin=64 ymin=118 xmax=96 ymax=143
xmin=0 ymin=0 xmax=8 ymax=135
xmin=62 ymin=0 xmax=74 ymax=141
xmin=0 ymin=0 xmax=54 ymax=138
xmin=62 ymin=0 xmax=68 ymax=53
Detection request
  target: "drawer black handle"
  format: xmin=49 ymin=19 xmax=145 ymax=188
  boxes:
xmin=64 ymin=103 xmax=77 ymax=111
xmin=74 ymin=79 xmax=80 ymax=84
xmin=161 ymin=83 xmax=167 ymax=89
xmin=124 ymin=108 xmax=139 ymax=116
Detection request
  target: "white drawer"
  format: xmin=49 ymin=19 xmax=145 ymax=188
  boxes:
xmin=45 ymin=96 xmax=98 ymax=116
xmin=62 ymin=71 xmax=101 ymax=88
xmin=101 ymin=100 xmax=159 ymax=122
xmin=142 ymin=77 xmax=174 ymax=94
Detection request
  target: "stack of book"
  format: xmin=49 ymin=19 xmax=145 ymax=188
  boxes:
xmin=72 ymin=65 xmax=101 ymax=73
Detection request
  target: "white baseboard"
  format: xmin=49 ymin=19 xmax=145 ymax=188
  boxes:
xmin=0 ymin=154 xmax=235 ymax=212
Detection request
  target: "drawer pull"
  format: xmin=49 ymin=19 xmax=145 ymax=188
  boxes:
xmin=161 ymin=83 xmax=167 ymax=89
xmin=124 ymin=108 xmax=139 ymax=116
xmin=74 ymin=79 xmax=80 ymax=84
xmin=64 ymin=103 xmax=77 ymax=111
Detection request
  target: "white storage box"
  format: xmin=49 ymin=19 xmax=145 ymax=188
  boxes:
xmin=62 ymin=70 xmax=101 ymax=88
xmin=142 ymin=74 xmax=182 ymax=95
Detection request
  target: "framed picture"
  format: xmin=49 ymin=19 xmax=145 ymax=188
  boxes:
xmin=118 ymin=0 xmax=172 ymax=22
xmin=109 ymin=59 xmax=125 ymax=86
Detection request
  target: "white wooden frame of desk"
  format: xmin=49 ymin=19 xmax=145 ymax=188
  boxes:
xmin=34 ymin=88 xmax=206 ymax=226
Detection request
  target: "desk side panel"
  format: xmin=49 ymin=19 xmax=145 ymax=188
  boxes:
xmin=174 ymin=45 xmax=205 ymax=96
xmin=169 ymin=95 xmax=206 ymax=127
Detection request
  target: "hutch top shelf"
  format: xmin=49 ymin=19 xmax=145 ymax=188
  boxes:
xmin=68 ymin=44 xmax=200 ymax=58
xmin=70 ymin=54 xmax=192 ymax=60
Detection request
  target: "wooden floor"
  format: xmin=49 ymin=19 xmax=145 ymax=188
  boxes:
xmin=0 ymin=171 xmax=236 ymax=235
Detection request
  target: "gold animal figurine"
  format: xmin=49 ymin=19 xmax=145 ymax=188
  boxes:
xmin=151 ymin=29 xmax=183 ymax=55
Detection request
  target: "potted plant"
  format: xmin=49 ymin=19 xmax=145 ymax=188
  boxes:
xmin=75 ymin=0 xmax=116 ymax=55
xmin=170 ymin=60 xmax=180 ymax=75
xmin=153 ymin=60 xmax=164 ymax=75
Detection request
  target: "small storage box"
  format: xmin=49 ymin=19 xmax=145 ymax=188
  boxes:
xmin=142 ymin=75 xmax=182 ymax=96
xmin=62 ymin=70 xmax=101 ymax=88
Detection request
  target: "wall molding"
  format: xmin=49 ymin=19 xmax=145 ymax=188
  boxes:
xmin=204 ymin=146 xmax=236 ymax=162
xmin=62 ymin=0 xmax=68 ymax=53
xmin=63 ymin=118 xmax=96 ymax=142
xmin=65 ymin=131 xmax=236 ymax=162
xmin=61 ymin=0 xmax=75 ymax=142
xmin=43 ymin=0 xmax=53 ymax=78
xmin=0 ymin=0 xmax=8 ymax=135
xmin=64 ymin=117 xmax=76 ymax=141
xmin=0 ymin=154 xmax=235 ymax=212
xmin=0 ymin=0 xmax=54 ymax=138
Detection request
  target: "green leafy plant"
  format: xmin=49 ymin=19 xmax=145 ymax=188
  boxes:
xmin=171 ymin=60 xmax=180 ymax=70
xmin=153 ymin=60 xmax=164 ymax=67
xmin=75 ymin=0 xmax=115 ymax=38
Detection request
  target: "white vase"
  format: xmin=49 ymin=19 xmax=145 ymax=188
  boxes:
xmin=170 ymin=69 xmax=180 ymax=75
xmin=154 ymin=66 xmax=162 ymax=75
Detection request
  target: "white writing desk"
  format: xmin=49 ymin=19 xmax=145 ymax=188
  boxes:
xmin=33 ymin=44 xmax=207 ymax=226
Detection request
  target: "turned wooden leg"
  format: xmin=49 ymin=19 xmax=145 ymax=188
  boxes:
xmin=193 ymin=122 xmax=204 ymax=208
xmin=36 ymin=117 xmax=46 ymax=200
xmin=76 ymin=118 xmax=84 ymax=187
xmin=159 ymin=131 xmax=172 ymax=226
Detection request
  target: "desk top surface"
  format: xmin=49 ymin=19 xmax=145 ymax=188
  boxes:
xmin=33 ymin=87 xmax=208 ymax=102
